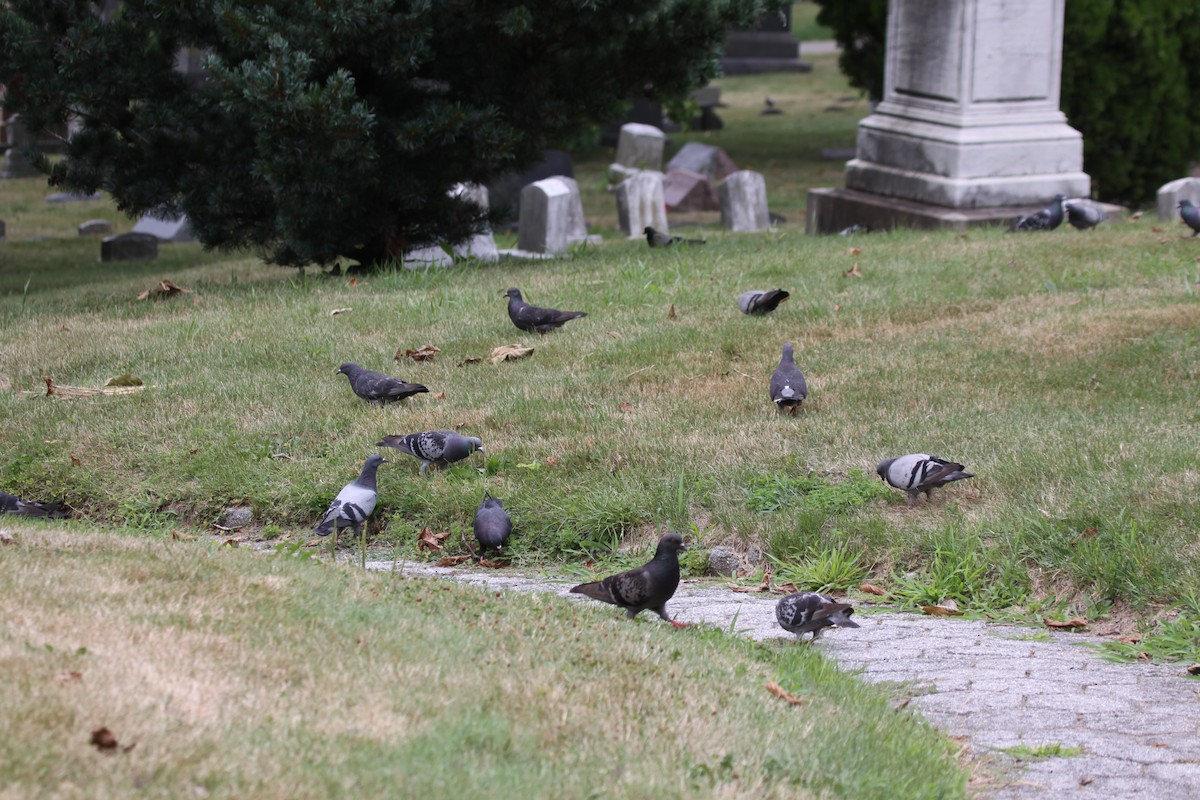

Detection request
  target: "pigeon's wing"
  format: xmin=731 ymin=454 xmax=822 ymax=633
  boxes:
xmin=474 ymin=504 xmax=512 ymax=549
xmin=919 ymin=457 xmax=968 ymax=489
xmin=606 ymin=566 xmax=655 ymax=609
xmin=408 ymin=431 xmax=449 ymax=461
xmin=770 ymin=365 xmax=807 ymax=405
xmin=738 ymin=291 xmax=762 ymax=314
xmin=314 ymin=498 xmax=345 ymax=535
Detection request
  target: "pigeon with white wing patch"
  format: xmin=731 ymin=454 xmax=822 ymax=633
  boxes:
xmin=738 ymin=289 xmax=790 ymax=315
xmin=776 ymin=592 xmax=860 ymax=641
xmin=377 ymin=430 xmax=484 ymax=477
xmin=769 ymin=342 xmax=808 ymax=415
xmin=314 ymin=454 xmax=386 ymax=537
xmin=876 ymin=453 xmax=973 ymax=506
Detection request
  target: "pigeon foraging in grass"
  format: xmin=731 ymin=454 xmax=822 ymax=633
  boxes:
xmin=504 ymin=288 xmax=587 ymax=334
xmin=336 ymin=362 xmax=428 ymax=405
xmin=569 ymin=532 xmax=688 ymax=626
xmin=0 ymin=491 xmax=68 ymax=519
xmin=1178 ymin=199 xmax=1200 ymax=237
xmin=769 ymin=342 xmax=808 ymax=415
xmin=314 ymin=454 xmax=386 ymax=537
xmin=776 ymin=592 xmax=859 ymax=641
xmin=473 ymin=491 xmax=512 ymax=560
xmin=644 ymin=226 xmax=705 ymax=247
xmin=1062 ymin=199 xmax=1107 ymax=231
xmin=1012 ymin=194 xmax=1066 ymax=232
xmin=376 ymin=430 xmax=484 ymax=477
xmin=876 ymin=453 xmax=973 ymax=506
xmin=738 ymin=289 xmax=790 ymax=315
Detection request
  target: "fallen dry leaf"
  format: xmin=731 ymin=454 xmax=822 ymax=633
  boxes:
xmin=667 ymin=303 xmax=677 ymax=320
xmin=70 ymin=454 xmax=81 ymax=466
xmin=434 ymin=391 xmax=446 ymax=399
xmin=417 ymin=527 xmax=450 ymax=551
xmin=772 ymin=581 xmax=798 ymax=595
xmin=1186 ymin=664 xmax=1200 ymax=675
xmin=1129 ymin=210 xmax=1144 ymax=221
xmin=1116 ymin=633 xmax=1143 ymax=644
xmin=223 ymin=538 xmax=238 ymax=547
xmin=349 ymin=277 xmax=358 ymax=288
xmin=608 ymin=330 xmax=623 ymax=339
xmin=435 ymin=555 xmax=472 ymax=567
xmin=619 ymin=402 xmax=633 ymax=412
xmin=0 ymin=531 xmax=14 ymax=545
xmin=844 ymin=262 xmax=862 ymax=278
xmin=397 ymin=343 xmax=441 ymax=362
xmin=1137 ymin=651 xmax=1153 ymax=661
xmin=1151 ymin=226 xmax=1165 ymax=233
xmin=329 ymin=307 xmax=352 ymax=316
xmin=765 ymin=680 xmax=804 ymax=706
xmin=1044 ymin=617 xmax=1088 ymax=630
xmin=90 ymin=727 xmax=119 ymax=752
xmin=135 ymin=279 xmax=190 ymax=301
xmin=546 ymin=456 xmax=559 ymax=467
xmin=847 ymin=246 xmax=861 ymax=255
xmin=859 ymin=583 xmax=887 ymax=596
xmin=57 ymin=670 xmax=83 ymax=683
xmin=32 ymin=376 xmax=146 ymax=400
xmin=490 ymin=344 xmax=534 ymax=364
xmin=922 ymin=600 xmax=964 ymax=617
xmin=833 ymin=303 xmax=841 ymax=312
xmin=457 ymin=357 xmax=482 ymax=367
xmin=170 ymin=530 xmax=197 ymax=541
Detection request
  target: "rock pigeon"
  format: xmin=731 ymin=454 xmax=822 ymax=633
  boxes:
xmin=1062 ymin=199 xmax=1107 ymax=231
xmin=0 ymin=491 xmax=68 ymax=519
xmin=504 ymin=288 xmax=587 ymax=334
xmin=776 ymin=592 xmax=860 ymax=641
xmin=738 ymin=289 xmax=790 ymax=315
xmin=376 ymin=430 xmax=484 ymax=477
xmin=769 ymin=342 xmax=808 ymax=415
xmin=1012 ymin=194 xmax=1066 ymax=232
xmin=876 ymin=453 xmax=974 ymax=506
xmin=569 ymin=532 xmax=688 ymax=626
xmin=644 ymin=226 xmax=706 ymax=247
xmin=314 ymin=454 xmax=386 ymax=537
xmin=1179 ymin=199 xmax=1200 ymax=237
xmin=473 ymin=491 xmax=512 ymax=559
xmin=336 ymin=362 xmax=429 ymax=405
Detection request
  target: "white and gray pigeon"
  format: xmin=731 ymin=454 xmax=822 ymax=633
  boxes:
xmin=336 ymin=362 xmax=429 ymax=405
xmin=738 ymin=289 xmax=790 ymax=315
xmin=776 ymin=592 xmax=860 ymax=641
xmin=0 ymin=491 xmax=68 ymax=519
xmin=376 ymin=430 xmax=484 ymax=477
xmin=473 ymin=491 xmax=512 ymax=560
xmin=1012 ymin=194 xmax=1066 ymax=232
xmin=644 ymin=226 xmax=705 ymax=247
xmin=314 ymin=454 xmax=386 ymax=537
xmin=1178 ymin=199 xmax=1200 ymax=237
xmin=1062 ymin=198 xmax=1107 ymax=231
xmin=569 ymin=532 xmax=688 ymax=626
xmin=876 ymin=453 xmax=974 ymax=506
xmin=769 ymin=342 xmax=808 ymax=415
xmin=504 ymin=288 xmax=587 ymax=334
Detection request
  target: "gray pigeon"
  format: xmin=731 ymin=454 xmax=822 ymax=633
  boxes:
xmin=776 ymin=592 xmax=859 ymax=641
xmin=376 ymin=430 xmax=484 ymax=477
xmin=569 ymin=532 xmax=688 ymax=626
xmin=769 ymin=342 xmax=808 ymax=415
xmin=738 ymin=289 xmax=790 ymax=315
xmin=1179 ymin=199 xmax=1200 ymax=237
xmin=876 ymin=453 xmax=973 ymax=506
xmin=336 ymin=362 xmax=428 ymax=405
xmin=314 ymin=454 xmax=386 ymax=537
xmin=1063 ymin=198 xmax=1107 ymax=231
xmin=0 ymin=491 xmax=68 ymax=519
xmin=473 ymin=491 xmax=512 ymax=560
xmin=504 ymin=288 xmax=587 ymax=334
xmin=644 ymin=226 xmax=705 ymax=247
xmin=1012 ymin=194 xmax=1066 ymax=232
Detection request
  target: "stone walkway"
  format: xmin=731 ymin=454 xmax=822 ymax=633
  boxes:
xmin=370 ymin=559 xmax=1200 ymax=798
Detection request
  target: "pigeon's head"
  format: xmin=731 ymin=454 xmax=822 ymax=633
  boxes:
xmin=481 ymin=491 xmax=502 ymax=508
xmin=504 ymin=288 xmax=523 ymax=300
xmin=655 ymin=531 xmax=687 ymax=557
xmin=1180 ymin=200 xmax=1195 ymax=210
xmin=875 ymin=458 xmax=895 ymax=482
xmin=466 ymin=436 xmax=484 ymax=454
xmin=1053 ymin=193 xmax=1067 ymax=202
xmin=364 ymin=454 xmax=388 ymax=469
xmin=781 ymin=341 xmax=795 ymax=359
xmin=336 ymin=362 xmax=359 ymax=376
xmin=643 ymin=226 xmax=654 ymax=235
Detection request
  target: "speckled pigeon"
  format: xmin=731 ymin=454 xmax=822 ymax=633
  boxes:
xmin=504 ymin=288 xmax=587 ymax=334
xmin=769 ymin=342 xmax=808 ymax=415
xmin=336 ymin=362 xmax=428 ymax=405
xmin=1178 ymin=200 xmax=1200 ymax=237
xmin=876 ymin=453 xmax=973 ymax=506
xmin=473 ymin=491 xmax=512 ymax=559
xmin=738 ymin=289 xmax=790 ymax=315
xmin=314 ymin=454 xmax=386 ymax=537
xmin=1063 ymin=199 xmax=1107 ymax=231
xmin=776 ymin=592 xmax=860 ymax=641
xmin=376 ymin=430 xmax=484 ymax=477
xmin=569 ymin=532 xmax=688 ymax=626
xmin=0 ymin=491 xmax=68 ymax=519
xmin=1012 ymin=194 xmax=1066 ymax=232
xmin=644 ymin=226 xmax=705 ymax=247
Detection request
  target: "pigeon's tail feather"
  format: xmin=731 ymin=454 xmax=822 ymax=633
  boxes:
xmin=376 ymin=434 xmax=415 ymax=457
xmin=569 ymin=580 xmax=616 ymax=605
xmin=314 ymin=511 xmax=337 ymax=536
xmin=15 ymin=499 xmax=69 ymax=518
xmin=555 ymin=311 xmax=587 ymax=323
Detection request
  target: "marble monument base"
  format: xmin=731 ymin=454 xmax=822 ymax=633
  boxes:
xmin=806 ymin=187 xmax=1046 ymax=235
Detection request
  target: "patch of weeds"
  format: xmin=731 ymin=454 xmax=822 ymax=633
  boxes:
xmin=1095 ymin=596 xmax=1200 ymax=665
xmin=772 ymin=544 xmax=868 ymax=593
xmin=260 ymin=524 xmax=284 ymax=540
xmin=998 ymin=630 xmax=1053 ymax=643
xmin=767 ymin=508 xmax=830 ymax=560
xmin=746 ymin=469 xmax=891 ymax=515
xmin=272 ymin=540 xmax=317 ymax=561
xmin=997 ymin=743 xmax=1086 ymax=761
xmin=891 ymin=529 xmax=1028 ymax=612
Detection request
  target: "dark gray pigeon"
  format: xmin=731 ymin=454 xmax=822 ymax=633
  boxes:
xmin=776 ymin=592 xmax=860 ymax=641
xmin=738 ymin=289 xmax=790 ymax=315
xmin=314 ymin=454 xmax=386 ymax=537
xmin=376 ymin=430 xmax=484 ymax=477
xmin=1063 ymin=199 xmax=1107 ymax=231
xmin=473 ymin=491 xmax=512 ymax=560
xmin=0 ymin=491 xmax=68 ymax=519
xmin=769 ymin=342 xmax=808 ymax=415
xmin=876 ymin=453 xmax=973 ymax=506
xmin=1012 ymin=194 xmax=1066 ymax=232
xmin=504 ymin=288 xmax=587 ymax=334
xmin=569 ymin=532 xmax=688 ymax=626
xmin=1179 ymin=199 xmax=1200 ymax=237
xmin=644 ymin=226 xmax=705 ymax=247
xmin=336 ymin=362 xmax=428 ymax=405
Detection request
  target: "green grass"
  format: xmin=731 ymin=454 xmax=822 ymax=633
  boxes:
xmin=996 ymin=743 xmax=1087 ymax=761
xmin=0 ymin=524 xmax=969 ymax=799
xmin=791 ymin=1 xmax=836 ymax=42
